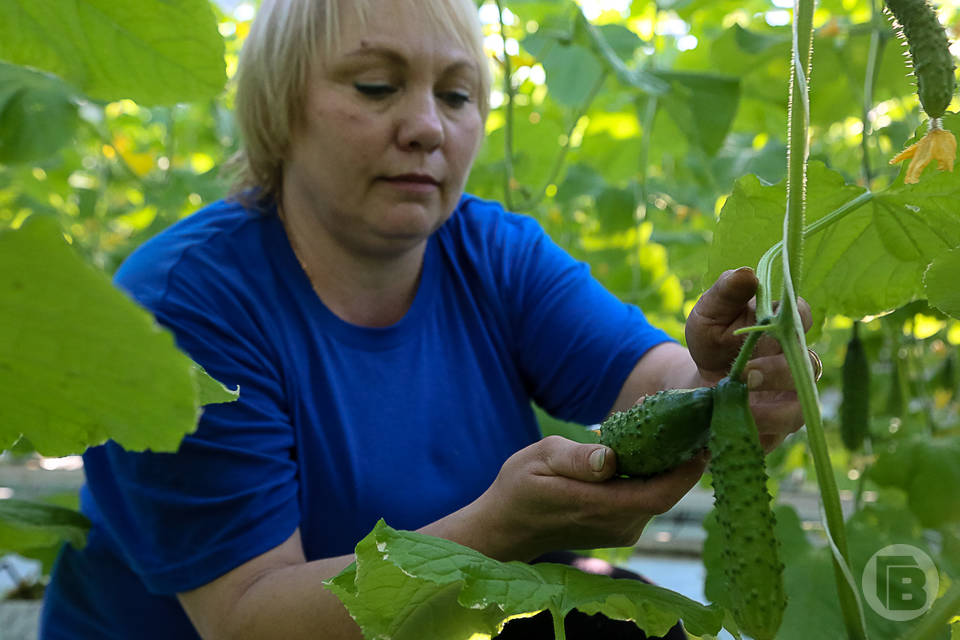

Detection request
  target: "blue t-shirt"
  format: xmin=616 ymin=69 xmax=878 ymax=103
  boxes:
xmin=41 ymin=194 xmax=671 ymax=639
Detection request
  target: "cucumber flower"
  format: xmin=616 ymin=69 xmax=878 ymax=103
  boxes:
xmin=889 ymin=119 xmax=957 ymax=184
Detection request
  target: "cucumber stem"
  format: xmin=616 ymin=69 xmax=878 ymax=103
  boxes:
xmin=552 ymin=611 xmax=566 ymax=640
xmin=728 ymin=328 xmax=764 ymax=382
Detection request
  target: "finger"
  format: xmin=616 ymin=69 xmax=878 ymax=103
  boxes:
xmin=797 ymin=296 xmax=813 ymax=332
xmin=690 ymin=267 xmax=758 ymax=327
xmin=744 ymin=355 xmax=799 ymax=391
xmin=749 ymin=398 xmax=805 ymax=440
xmin=751 ymin=333 xmax=786 ymax=357
xmin=606 ymin=453 xmax=708 ymax=515
xmin=759 ymin=431 xmax=788 ymax=453
xmin=535 ymin=435 xmax=616 ymax=482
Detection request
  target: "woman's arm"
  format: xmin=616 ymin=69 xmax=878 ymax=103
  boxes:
xmin=177 ymin=432 xmax=707 ymax=639
xmin=177 ymin=530 xmax=359 ymax=640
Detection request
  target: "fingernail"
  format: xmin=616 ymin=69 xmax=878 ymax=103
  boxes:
xmin=747 ymin=369 xmax=763 ymax=390
xmin=589 ymin=447 xmax=606 ymax=472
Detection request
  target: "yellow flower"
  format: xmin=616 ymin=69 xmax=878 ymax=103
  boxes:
xmin=889 ymin=128 xmax=957 ymax=184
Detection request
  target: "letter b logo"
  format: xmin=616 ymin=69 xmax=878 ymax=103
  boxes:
xmin=875 ymin=555 xmax=926 ymax=611
xmin=863 ymin=545 xmax=938 ymax=621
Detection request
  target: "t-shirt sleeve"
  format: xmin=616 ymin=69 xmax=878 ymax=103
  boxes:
xmin=81 ymin=254 xmax=300 ymax=596
xmin=479 ymin=203 xmax=675 ymax=425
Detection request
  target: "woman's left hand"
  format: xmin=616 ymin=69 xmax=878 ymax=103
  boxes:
xmin=685 ymin=267 xmax=814 ymax=452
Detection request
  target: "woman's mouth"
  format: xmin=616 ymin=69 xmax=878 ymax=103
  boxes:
xmin=381 ymin=173 xmax=440 ymax=190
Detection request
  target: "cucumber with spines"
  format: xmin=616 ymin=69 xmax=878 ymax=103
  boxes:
xmin=708 ymin=377 xmax=786 ymax=640
xmin=884 ymin=0 xmax=956 ymax=119
xmin=600 ymin=387 xmax=713 ymax=477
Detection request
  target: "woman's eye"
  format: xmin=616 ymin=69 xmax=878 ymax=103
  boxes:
xmin=354 ymin=83 xmax=396 ymax=99
xmin=439 ymin=91 xmax=472 ymax=108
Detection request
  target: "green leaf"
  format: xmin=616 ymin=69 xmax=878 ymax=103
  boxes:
xmin=0 ymin=0 xmax=225 ymax=106
xmin=0 ymin=62 xmax=78 ymax=163
xmin=870 ymin=437 xmax=960 ymax=528
xmin=540 ymin=43 xmax=606 ymax=107
xmin=326 ymin=520 xmax=726 ymax=640
xmin=0 ymin=215 xmax=237 ymax=456
xmin=925 ymin=247 xmax=960 ymax=319
xmin=595 ymin=186 xmax=637 ymax=232
xmin=654 ymin=71 xmax=740 ymax=155
xmin=705 ymin=124 xmax=960 ymax=326
xmin=194 ymin=364 xmax=240 ymax=406
xmin=0 ymin=499 xmax=90 ymax=553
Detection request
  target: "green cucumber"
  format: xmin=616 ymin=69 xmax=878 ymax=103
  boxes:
xmin=708 ymin=377 xmax=785 ymax=640
xmin=884 ymin=0 xmax=956 ymax=119
xmin=840 ymin=322 xmax=871 ymax=451
xmin=600 ymin=387 xmax=713 ymax=477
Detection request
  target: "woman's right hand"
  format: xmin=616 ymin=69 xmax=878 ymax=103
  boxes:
xmin=467 ymin=435 xmax=706 ymax=562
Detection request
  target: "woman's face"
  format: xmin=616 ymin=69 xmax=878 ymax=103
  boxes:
xmin=283 ymin=0 xmax=485 ymax=258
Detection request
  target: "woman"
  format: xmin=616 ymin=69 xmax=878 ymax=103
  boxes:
xmin=40 ymin=0 xmax=810 ymax=638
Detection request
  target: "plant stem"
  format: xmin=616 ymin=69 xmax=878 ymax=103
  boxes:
xmin=860 ymin=0 xmax=888 ymax=185
xmin=783 ymin=0 xmax=866 ymax=637
xmin=784 ymin=0 xmax=814 ymax=292
xmin=552 ymin=611 xmax=567 ymax=640
xmin=632 ymin=1 xmax=660 ymax=292
xmin=516 ymin=72 xmax=608 ymax=211
xmin=729 ymin=329 xmax=764 ymax=382
xmin=496 ymin=2 xmax=608 ymax=213
xmin=900 ymin=581 xmax=960 ymax=640
xmin=495 ymin=0 xmax=516 ymax=212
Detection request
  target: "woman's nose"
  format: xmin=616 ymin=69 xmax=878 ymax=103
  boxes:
xmin=396 ymin=92 xmax=444 ymax=152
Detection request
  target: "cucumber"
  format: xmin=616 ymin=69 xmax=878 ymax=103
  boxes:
xmin=600 ymin=387 xmax=713 ymax=477
xmin=884 ymin=0 xmax=956 ymax=119
xmin=840 ymin=322 xmax=871 ymax=451
xmin=708 ymin=377 xmax=786 ymax=640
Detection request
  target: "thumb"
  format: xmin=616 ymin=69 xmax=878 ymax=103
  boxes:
xmin=691 ymin=267 xmax=758 ymax=326
xmin=536 ymin=436 xmax=616 ymax=482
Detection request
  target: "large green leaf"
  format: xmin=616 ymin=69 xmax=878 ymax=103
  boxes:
xmin=925 ymin=247 xmax=960 ymax=319
xmin=654 ymin=70 xmax=740 ymax=156
xmin=0 ymin=63 xmax=78 ymax=163
xmin=0 ymin=499 xmax=90 ymax=553
xmin=326 ymin=520 xmax=726 ymax=640
xmin=521 ymin=32 xmax=606 ymax=107
xmin=0 ymin=215 xmax=238 ymax=456
xmin=870 ymin=437 xmax=960 ymax=528
xmin=705 ymin=114 xmax=960 ymax=324
xmin=0 ymin=0 xmax=225 ymax=106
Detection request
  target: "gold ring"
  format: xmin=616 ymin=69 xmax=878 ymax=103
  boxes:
xmin=808 ymin=348 xmax=823 ymax=382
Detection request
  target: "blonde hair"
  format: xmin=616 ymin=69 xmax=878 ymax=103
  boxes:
xmin=229 ymin=0 xmax=491 ymax=207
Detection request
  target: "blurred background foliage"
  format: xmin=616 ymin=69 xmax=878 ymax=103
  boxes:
xmin=1 ymin=0 xmax=959 ymax=605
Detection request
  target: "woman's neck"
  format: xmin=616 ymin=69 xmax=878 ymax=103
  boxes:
xmin=278 ymin=201 xmax=426 ymax=328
